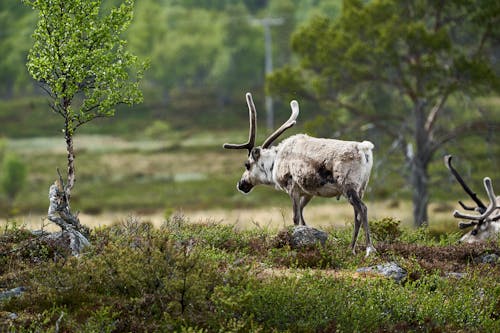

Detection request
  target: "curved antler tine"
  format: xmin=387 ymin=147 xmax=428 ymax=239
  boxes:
xmin=483 ymin=177 xmax=496 ymax=206
xmin=223 ymin=92 xmax=257 ymax=154
xmin=444 ymin=155 xmax=452 ymax=170
xmin=444 ymin=154 xmax=487 ymax=212
xmin=245 ymin=92 xmax=257 ymax=149
xmin=262 ymin=99 xmax=299 ymax=149
xmin=453 ymin=177 xmax=498 ymax=222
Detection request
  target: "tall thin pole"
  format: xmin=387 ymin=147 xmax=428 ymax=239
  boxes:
xmin=252 ymin=17 xmax=284 ymax=131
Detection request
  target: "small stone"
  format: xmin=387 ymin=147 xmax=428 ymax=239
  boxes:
xmin=0 ymin=287 xmax=26 ymax=301
xmin=446 ymin=272 xmax=467 ymax=279
xmin=357 ymin=262 xmax=407 ymax=283
xmin=476 ymin=253 xmax=499 ymax=264
xmin=7 ymin=312 xmax=18 ymax=320
xmin=290 ymin=226 xmax=328 ymax=249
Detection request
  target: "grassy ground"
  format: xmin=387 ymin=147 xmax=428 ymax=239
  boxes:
xmin=0 ymin=216 xmax=499 ymax=332
xmin=7 ymin=199 xmax=459 ymax=236
xmin=1 ymin=131 xmax=496 ymax=238
xmin=0 ymin=97 xmax=499 ymax=331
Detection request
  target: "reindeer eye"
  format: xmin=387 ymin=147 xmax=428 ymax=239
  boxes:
xmin=244 ymin=161 xmax=251 ymax=170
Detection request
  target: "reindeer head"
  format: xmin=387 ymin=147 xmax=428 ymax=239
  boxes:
xmin=223 ymin=93 xmax=299 ymax=194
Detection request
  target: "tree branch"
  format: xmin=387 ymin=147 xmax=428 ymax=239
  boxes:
xmin=38 ymin=82 xmax=56 ymax=99
xmin=334 ymin=99 xmax=403 ymax=139
xmin=430 ymin=120 xmax=500 ymax=155
xmin=424 ymin=90 xmax=450 ymax=133
xmin=75 ymin=113 xmax=106 ymax=129
xmin=474 ymin=22 xmax=492 ymax=57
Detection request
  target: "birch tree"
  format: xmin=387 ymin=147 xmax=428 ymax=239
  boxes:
xmin=24 ymin=0 xmax=147 ymax=241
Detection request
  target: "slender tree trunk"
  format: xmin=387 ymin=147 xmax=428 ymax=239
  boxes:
xmin=64 ymin=120 xmax=75 ymax=202
xmin=411 ymin=156 xmax=429 ymax=226
xmin=412 ymin=99 xmax=430 ymax=227
xmin=45 ymin=117 xmax=89 ymax=255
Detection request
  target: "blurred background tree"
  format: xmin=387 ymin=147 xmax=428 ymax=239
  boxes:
xmin=1 ymin=152 xmax=27 ymax=215
xmin=0 ymin=0 xmax=497 ymax=224
xmin=268 ymin=0 xmax=500 ymax=226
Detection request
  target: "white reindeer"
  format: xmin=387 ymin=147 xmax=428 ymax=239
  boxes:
xmin=224 ymin=93 xmax=376 ymax=256
xmin=445 ymin=156 xmax=500 ymax=243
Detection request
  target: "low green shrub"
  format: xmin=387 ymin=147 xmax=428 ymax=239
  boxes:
xmin=369 ymin=217 xmax=402 ymax=243
xmin=213 ymin=271 xmax=500 ymax=332
xmin=1 ymin=217 xmax=499 ymax=332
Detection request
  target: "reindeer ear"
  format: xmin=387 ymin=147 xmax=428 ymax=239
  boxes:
xmin=251 ymin=147 xmax=261 ymax=160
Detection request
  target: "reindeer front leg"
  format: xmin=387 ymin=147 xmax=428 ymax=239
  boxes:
xmin=291 ymin=193 xmax=302 ymax=226
xmin=299 ymin=195 xmax=312 ymax=226
xmin=290 ymin=187 xmax=311 ymax=225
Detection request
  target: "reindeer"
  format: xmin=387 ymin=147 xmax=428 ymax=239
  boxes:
xmin=223 ymin=93 xmax=376 ymax=256
xmin=444 ymin=155 xmax=500 ymax=243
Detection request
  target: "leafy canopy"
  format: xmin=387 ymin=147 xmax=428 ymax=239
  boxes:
xmin=270 ymin=0 xmax=500 ymax=132
xmin=24 ymin=0 xmax=147 ymax=135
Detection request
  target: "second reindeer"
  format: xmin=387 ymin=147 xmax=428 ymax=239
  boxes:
xmin=224 ymin=93 xmax=376 ymax=256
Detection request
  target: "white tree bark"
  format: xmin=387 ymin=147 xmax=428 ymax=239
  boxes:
xmin=46 ymin=178 xmax=89 ymax=256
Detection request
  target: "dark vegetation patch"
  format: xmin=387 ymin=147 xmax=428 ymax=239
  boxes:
xmin=377 ymin=242 xmax=500 ymax=273
xmin=1 ymin=216 xmax=499 ymax=332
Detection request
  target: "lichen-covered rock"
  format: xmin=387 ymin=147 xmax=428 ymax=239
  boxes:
xmin=446 ymin=272 xmax=467 ymax=279
xmin=357 ymin=262 xmax=407 ymax=283
xmin=290 ymin=226 xmax=328 ymax=249
xmin=0 ymin=287 xmax=25 ymax=301
xmin=475 ymin=253 xmax=499 ymax=264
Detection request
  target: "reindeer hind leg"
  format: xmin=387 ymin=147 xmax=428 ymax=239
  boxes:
xmin=346 ymin=188 xmax=375 ymax=256
xmin=347 ymin=189 xmax=362 ymax=254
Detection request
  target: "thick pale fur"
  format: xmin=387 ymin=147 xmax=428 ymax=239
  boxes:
xmin=273 ymin=134 xmax=373 ymax=198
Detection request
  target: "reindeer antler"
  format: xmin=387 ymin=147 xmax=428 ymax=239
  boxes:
xmin=445 ymin=155 xmax=500 ymax=231
xmin=444 ymin=155 xmax=487 ymax=213
xmin=223 ymin=93 xmax=257 ymax=155
xmin=262 ymin=100 xmax=299 ymax=149
xmin=454 ymin=177 xmax=499 ymax=222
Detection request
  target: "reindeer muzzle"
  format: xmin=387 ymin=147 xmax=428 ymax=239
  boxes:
xmin=237 ymin=180 xmax=254 ymax=194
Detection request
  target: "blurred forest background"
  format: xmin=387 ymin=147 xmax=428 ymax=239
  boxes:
xmin=0 ymin=0 xmax=498 ymax=230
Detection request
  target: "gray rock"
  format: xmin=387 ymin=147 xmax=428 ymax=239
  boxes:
xmin=0 ymin=287 xmax=25 ymax=301
xmin=7 ymin=312 xmax=18 ymax=320
xmin=290 ymin=226 xmax=328 ymax=249
xmin=476 ymin=253 xmax=499 ymax=264
xmin=357 ymin=262 xmax=407 ymax=283
xmin=446 ymin=272 xmax=467 ymax=279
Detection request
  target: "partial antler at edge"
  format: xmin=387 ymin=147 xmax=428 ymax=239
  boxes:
xmin=453 ymin=177 xmax=499 ymax=221
xmin=444 ymin=155 xmax=487 ymax=212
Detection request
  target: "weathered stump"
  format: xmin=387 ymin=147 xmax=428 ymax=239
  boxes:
xmin=44 ymin=177 xmax=89 ymax=256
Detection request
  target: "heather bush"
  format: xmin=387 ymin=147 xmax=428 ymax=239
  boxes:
xmin=213 ymin=271 xmax=500 ymax=332
xmin=369 ymin=217 xmax=402 ymax=243
xmin=1 ymin=217 xmax=499 ymax=332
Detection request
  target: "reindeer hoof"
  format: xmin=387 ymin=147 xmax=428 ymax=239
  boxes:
xmin=365 ymin=246 xmax=377 ymax=257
